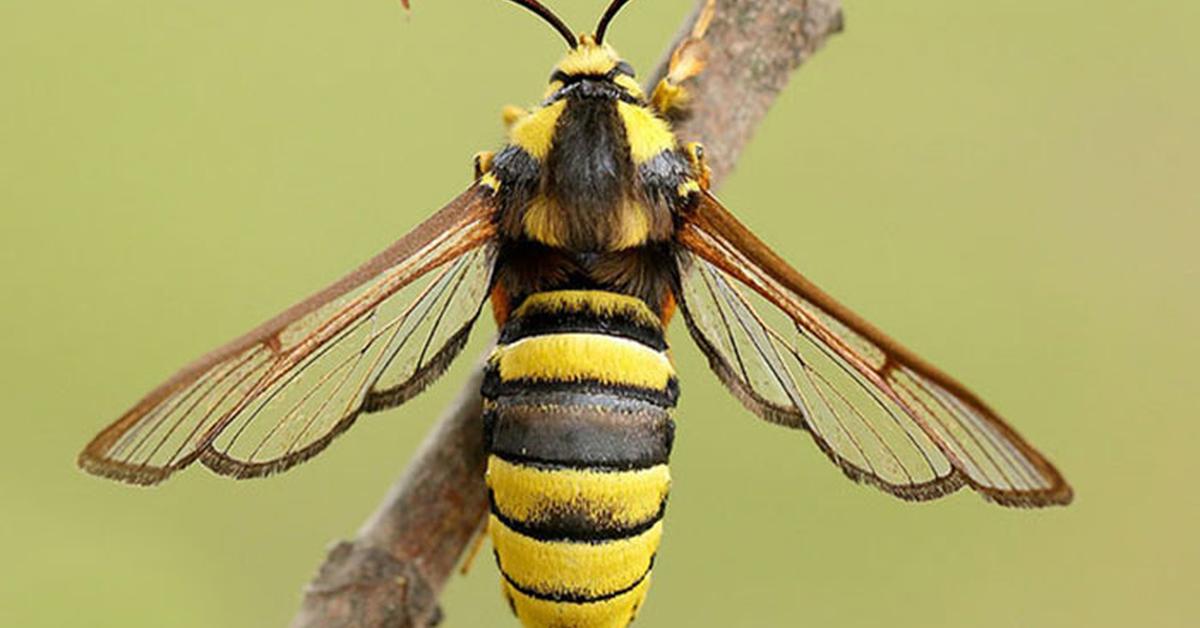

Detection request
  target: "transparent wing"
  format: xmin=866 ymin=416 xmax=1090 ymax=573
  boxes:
xmin=678 ymin=254 xmax=958 ymax=499
xmin=79 ymin=185 xmax=498 ymax=485
xmin=201 ymin=245 xmax=495 ymax=478
xmin=676 ymin=192 xmax=1071 ymax=507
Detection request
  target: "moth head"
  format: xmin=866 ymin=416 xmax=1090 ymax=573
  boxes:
xmin=503 ymin=0 xmax=639 ymax=87
xmin=546 ymin=36 xmax=641 ymax=98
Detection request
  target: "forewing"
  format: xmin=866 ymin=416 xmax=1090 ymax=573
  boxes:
xmin=676 ymin=192 xmax=1071 ymax=507
xmin=79 ymin=185 xmax=498 ymax=485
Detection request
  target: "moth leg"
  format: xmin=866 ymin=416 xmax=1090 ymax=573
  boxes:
xmin=473 ymin=150 xmax=494 ymax=180
xmin=500 ymin=105 xmax=528 ymax=130
xmin=651 ymin=0 xmax=716 ymax=119
xmin=458 ymin=517 xmax=489 ymax=576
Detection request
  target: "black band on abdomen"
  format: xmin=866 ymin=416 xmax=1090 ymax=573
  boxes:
xmin=499 ymin=308 xmax=668 ymax=351
xmin=486 ymin=392 xmax=674 ymax=470
xmin=489 ymin=492 xmax=667 ymax=543
xmin=497 ymin=556 xmax=655 ymax=605
xmin=481 ymin=371 xmax=680 ymax=409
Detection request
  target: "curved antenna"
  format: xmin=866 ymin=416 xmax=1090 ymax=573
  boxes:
xmin=502 ymin=0 xmax=577 ymax=47
xmin=594 ymin=0 xmax=633 ymax=44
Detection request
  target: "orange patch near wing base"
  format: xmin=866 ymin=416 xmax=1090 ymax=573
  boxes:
xmin=491 ymin=280 xmax=512 ymax=327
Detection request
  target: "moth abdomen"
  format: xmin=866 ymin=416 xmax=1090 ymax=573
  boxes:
xmin=483 ymin=289 xmax=675 ymax=628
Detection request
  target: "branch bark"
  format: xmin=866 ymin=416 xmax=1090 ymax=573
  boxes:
xmin=290 ymin=1 xmax=842 ymax=626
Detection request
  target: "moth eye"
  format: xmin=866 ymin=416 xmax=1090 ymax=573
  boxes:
xmin=615 ymin=61 xmax=636 ymax=78
xmin=548 ymin=69 xmax=570 ymax=84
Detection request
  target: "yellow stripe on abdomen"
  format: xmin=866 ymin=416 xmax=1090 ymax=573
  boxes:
xmin=491 ymin=333 xmax=673 ymax=391
xmin=488 ymin=456 xmax=669 ymax=528
xmin=490 ymin=515 xmax=663 ymax=598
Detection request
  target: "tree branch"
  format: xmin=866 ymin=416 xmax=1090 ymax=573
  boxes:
xmin=290 ymin=1 xmax=842 ymax=626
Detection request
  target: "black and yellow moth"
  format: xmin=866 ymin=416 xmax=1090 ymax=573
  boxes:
xmin=79 ymin=1 xmax=1072 ymax=626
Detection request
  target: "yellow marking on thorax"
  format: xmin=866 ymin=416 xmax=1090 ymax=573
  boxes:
xmin=515 ymin=290 xmax=661 ymax=329
xmin=521 ymin=194 xmax=652 ymax=251
xmin=491 ymin=334 xmax=673 ymax=390
xmin=617 ymin=101 xmax=676 ymax=164
xmin=612 ymin=200 xmax=652 ymax=250
xmin=491 ymin=516 xmax=662 ymax=596
xmin=486 ymin=456 xmax=670 ymax=527
xmin=509 ymin=100 xmax=567 ymax=160
xmin=520 ymin=195 xmax=565 ymax=248
xmin=503 ymin=574 xmax=651 ymax=628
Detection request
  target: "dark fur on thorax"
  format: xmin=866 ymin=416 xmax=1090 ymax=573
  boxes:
xmin=492 ymin=145 xmax=541 ymax=240
xmin=544 ymin=86 xmax=636 ymax=250
xmin=493 ymin=239 xmax=676 ymax=314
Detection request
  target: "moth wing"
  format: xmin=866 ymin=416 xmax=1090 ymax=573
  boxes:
xmin=676 ymin=192 xmax=1071 ymax=506
xmin=79 ymin=185 xmax=498 ymax=484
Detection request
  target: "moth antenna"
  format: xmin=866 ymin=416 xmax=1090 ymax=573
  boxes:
xmin=594 ymin=0 xmax=633 ymax=44
xmin=502 ymin=0 xmax=577 ymax=47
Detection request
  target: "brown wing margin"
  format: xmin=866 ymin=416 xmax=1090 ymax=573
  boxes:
xmin=676 ymin=191 xmax=1072 ymax=507
xmin=78 ymin=184 xmax=498 ymax=485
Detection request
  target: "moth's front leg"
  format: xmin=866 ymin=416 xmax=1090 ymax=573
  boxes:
xmin=651 ymin=48 xmax=706 ymax=120
xmin=501 ymin=105 xmax=528 ymax=130
xmin=473 ymin=151 xmax=494 ymax=180
xmin=473 ymin=105 xmax=529 ymax=182
xmin=651 ymin=0 xmax=716 ymax=120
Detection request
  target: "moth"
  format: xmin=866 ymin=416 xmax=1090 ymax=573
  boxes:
xmin=79 ymin=1 xmax=1072 ymax=626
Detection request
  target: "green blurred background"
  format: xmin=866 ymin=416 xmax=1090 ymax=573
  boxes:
xmin=3 ymin=0 xmax=1197 ymax=626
